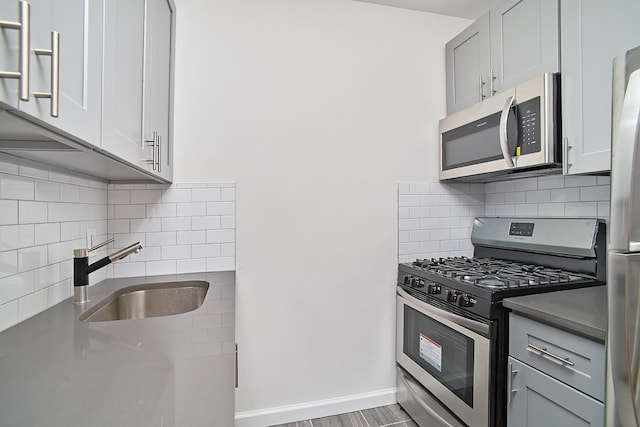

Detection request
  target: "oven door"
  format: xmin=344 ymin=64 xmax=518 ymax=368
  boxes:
xmin=396 ymin=287 xmax=491 ymax=427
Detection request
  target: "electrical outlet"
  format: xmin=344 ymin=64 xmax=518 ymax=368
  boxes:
xmin=86 ymin=228 xmax=96 ymax=249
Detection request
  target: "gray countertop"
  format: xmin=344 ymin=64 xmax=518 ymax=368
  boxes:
xmin=503 ymin=285 xmax=607 ymax=342
xmin=0 ymin=271 xmax=235 ymax=427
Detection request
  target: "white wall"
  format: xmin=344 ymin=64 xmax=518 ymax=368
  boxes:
xmin=172 ymin=0 xmax=470 ymax=422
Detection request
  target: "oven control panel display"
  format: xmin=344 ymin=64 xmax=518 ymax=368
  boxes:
xmin=509 ymin=222 xmax=534 ymax=237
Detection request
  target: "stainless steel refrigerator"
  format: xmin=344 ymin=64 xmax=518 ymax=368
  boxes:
xmin=607 ymin=45 xmax=640 ymax=426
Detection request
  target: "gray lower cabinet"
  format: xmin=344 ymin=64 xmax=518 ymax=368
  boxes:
xmin=508 ymin=313 xmax=605 ymax=427
xmin=445 ymin=0 xmax=559 ymax=115
xmin=561 ymin=0 xmax=640 ymax=175
xmin=507 ymin=357 xmax=604 ymax=426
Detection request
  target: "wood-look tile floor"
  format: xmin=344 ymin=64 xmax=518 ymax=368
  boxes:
xmin=270 ymin=403 xmax=417 ymax=427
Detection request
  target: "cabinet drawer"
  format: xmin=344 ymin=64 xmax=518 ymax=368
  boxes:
xmin=507 ymin=357 xmax=604 ymax=427
xmin=509 ymin=313 xmax=605 ymax=401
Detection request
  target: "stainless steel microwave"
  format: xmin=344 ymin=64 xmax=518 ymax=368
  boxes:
xmin=439 ymin=73 xmax=561 ymax=181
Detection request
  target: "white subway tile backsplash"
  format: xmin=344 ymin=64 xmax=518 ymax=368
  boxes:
xmin=206 ymin=257 xmax=234 ymax=271
xmin=35 ymin=180 xmax=60 ymax=202
xmin=526 ymin=190 xmax=550 ymax=203
xmin=114 ymin=204 xmax=146 ymax=219
xmin=130 ymin=189 xmax=161 ymax=204
xmin=514 ymin=177 xmax=538 ymax=191
xmin=580 ymin=185 xmax=610 ymax=202
xmin=0 ymin=175 xmax=236 ymax=331
xmin=206 ymin=229 xmax=235 ymax=243
xmin=177 ymin=259 xmax=207 ymax=274
xmin=18 ymin=288 xmax=48 ymax=322
xmin=206 ymin=202 xmax=235 ymax=216
xmin=162 ymin=245 xmax=191 ymax=260
xmin=19 ymin=201 xmax=47 ymax=224
xmin=146 ymin=260 xmax=177 ymax=275
xmin=0 ymin=251 xmax=18 ymax=279
xmin=130 ymin=218 xmax=162 ymax=233
xmin=409 ymin=183 xmax=429 ymax=194
xmin=34 ymin=223 xmax=60 ymax=245
xmin=400 ymin=176 xmax=611 ymax=262
xmin=565 ymin=202 xmax=598 ymax=217
xmin=564 ymin=175 xmax=597 ymax=187
xmin=221 ymin=243 xmax=235 ymax=257
xmin=220 ymin=216 xmax=235 ymax=229
xmin=0 ymin=300 xmax=18 ymax=332
xmin=107 ymin=190 xmax=130 ymax=205
xmin=0 ymin=225 xmax=35 ymax=251
xmin=192 ymin=188 xmax=221 ymax=202
xmin=192 ymin=244 xmax=222 ymax=258
xmin=177 ymin=202 xmax=207 ymax=217
xmin=47 ymin=279 xmax=71 ymax=307
xmin=177 ymin=231 xmax=207 ymax=245
xmin=146 ymin=203 xmax=177 ymax=218
xmin=146 ymin=232 xmax=177 ymax=247
xmin=0 ymin=200 xmax=18 ymax=225
xmin=161 ymin=189 xmax=191 ymax=203
xmin=1 ymin=175 xmax=34 ymax=200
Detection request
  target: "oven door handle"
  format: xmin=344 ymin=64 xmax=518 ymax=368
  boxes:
xmin=499 ymin=95 xmax=516 ymax=168
xmin=398 ymin=369 xmax=462 ymax=427
xmin=397 ymin=287 xmax=490 ymax=337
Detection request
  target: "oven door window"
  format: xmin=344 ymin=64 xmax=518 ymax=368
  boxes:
xmin=403 ymin=305 xmax=475 ymax=407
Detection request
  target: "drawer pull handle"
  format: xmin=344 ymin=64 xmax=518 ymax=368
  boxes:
xmin=527 ymin=344 xmax=575 ymax=366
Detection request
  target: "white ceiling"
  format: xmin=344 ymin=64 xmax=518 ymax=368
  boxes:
xmin=353 ymin=0 xmax=501 ymax=20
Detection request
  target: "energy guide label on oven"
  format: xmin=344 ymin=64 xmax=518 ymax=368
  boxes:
xmin=419 ymin=333 xmax=442 ymax=372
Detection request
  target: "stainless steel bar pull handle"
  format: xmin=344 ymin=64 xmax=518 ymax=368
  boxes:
xmin=157 ymin=135 xmax=162 ymax=173
xmin=0 ymin=0 xmax=30 ymax=101
xmin=33 ymin=31 xmax=60 ymax=117
xmin=490 ymin=69 xmax=497 ymax=95
xmin=479 ymin=75 xmax=486 ymax=101
xmin=499 ymin=95 xmax=515 ymax=168
xmin=527 ymin=344 xmax=575 ymax=366
xmin=507 ymin=362 xmax=518 ymax=404
xmin=145 ymin=131 xmax=158 ymax=171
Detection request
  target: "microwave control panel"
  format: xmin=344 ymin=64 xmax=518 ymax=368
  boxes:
xmin=516 ymin=97 xmax=541 ymax=155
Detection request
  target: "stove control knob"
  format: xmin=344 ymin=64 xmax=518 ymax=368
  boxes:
xmin=429 ymin=284 xmax=441 ymax=294
xmin=445 ymin=290 xmax=457 ymax=302
xmin=457 ymin=294 xmax=469 ymax=307
xmin=403 ymin=275 xmax=411 ymax=285
xmin=416 ymin=279 xmax=425 ymax=288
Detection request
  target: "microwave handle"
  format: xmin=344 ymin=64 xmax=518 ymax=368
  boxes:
xmin=499 ymin=95 xmax=516 ymax=168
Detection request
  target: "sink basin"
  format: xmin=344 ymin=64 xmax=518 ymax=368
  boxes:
xmin=79 ymin=280 xmax=209 ymax=322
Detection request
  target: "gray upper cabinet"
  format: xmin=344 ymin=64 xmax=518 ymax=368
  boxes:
xmin=445 ymin=0 xmax=560 ymax=115
xmin=445 ymin=14 xmax=491 ymax=115
xmin=101 ymin=0 xmax=174 ymax=182
xmin=0 ymin=0 xmax=103 ymax=146
xmin=0 ymin=1 xmax=22 ymax=110
xmin=490 ymin=0 xmax=559 ymax=94
xmin=143 ymin=0 xmax=174 ymax=182
xmin=561 ymin=0 xmax=640 ymax=175
xmin=101 ymin=0 xmax=146 ymax=170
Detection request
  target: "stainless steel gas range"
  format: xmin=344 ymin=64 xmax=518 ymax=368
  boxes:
xmin=396 ymin=217 xmax=606 ymax=427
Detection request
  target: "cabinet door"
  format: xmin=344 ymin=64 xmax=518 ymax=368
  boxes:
xmin=143 ymin=0 xmax=174 ymax=182
xmin=507 ymin=357 xmax=604 ymax=427
xmin=17 ymin=0 xmax=103 ymax=146
xmin=490 ymin=0 xmax=559 ymax=94
xmin=445 ymin=14 xmax=491 ymax=115
xmin=561 ymin=0 xmax=640 ymax=175
xmin=101 ymin=0 xmax=146 ymax=165
xmin=0 ymin=0 xmax=21 ymax=110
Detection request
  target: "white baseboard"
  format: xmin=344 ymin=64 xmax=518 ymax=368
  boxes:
xmin=234 ymin=387 xmax=397 ymax=427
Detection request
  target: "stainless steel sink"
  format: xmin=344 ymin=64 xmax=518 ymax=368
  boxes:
xmin=79 ymin=280 xmax=209 ymax=322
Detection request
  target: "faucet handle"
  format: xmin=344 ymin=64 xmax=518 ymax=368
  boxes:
xmin=88 ymin=237 xmax=115 ymax=252
xmin=73 ymin=237 xmax=115 ymax=258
